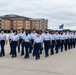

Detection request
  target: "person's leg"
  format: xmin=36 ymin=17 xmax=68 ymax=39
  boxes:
xmin=24 ymin=42 xmax=29 ymax=59
xmin=33 ymin=43 xmax=36 ymax=57
xmin=44 ymin=41 xmax=47 ymax=57
xmin=21 ymin=41 xmax=24 ymax=56
xmin=65 ymin=40 xmax=67 ymax=51
xmin=71 ymin=39 xmax=72 ymax=49
xmin=73 ymin=40 xmax=75 ymax=48
xmin=9 ymin=40 xmax=12 ymax=54
xmin=60 ymin=40 xmax=63 ymax=52
xmin=15 ymin=41 xmax=18 ymax=57
xmin=12 ymin=41 xmax=15 ymax=58
xmin=35 ymin=44 xmax=38 ymax=60
xmin=56 ymin=44 xmax=58 ymax=54
xmin=51 ymin=40 xmax=54 ymax=55
xmin=18 ymin=40 xmax=20 ymax=53
xmin=29 ymin=43 xmax=32 ymax=54
xmin=40 ymin=44 xmax=42 ymax=54
xmin=1 ymin=40 xmax=5 ymax=56
xmin=56 ymin=40 xmax=59 ymax=54
xmin=38 ymin=44 xmax=41 ymax=59
xmin=46 ymin=41 xmax=49 ymax=56
xmin=68 ymin=40 xmax=70 ymax=50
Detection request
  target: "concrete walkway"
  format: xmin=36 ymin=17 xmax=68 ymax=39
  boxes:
xmin=0 ymin=43 xmax=76 ymax=75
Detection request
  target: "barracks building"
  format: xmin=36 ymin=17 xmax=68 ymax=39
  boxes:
xmin=0 ymin=14 xmax=48 ymax=31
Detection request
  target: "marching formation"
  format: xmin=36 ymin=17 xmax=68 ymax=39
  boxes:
xmin=0 ymin=28 xmax=76 ymax=60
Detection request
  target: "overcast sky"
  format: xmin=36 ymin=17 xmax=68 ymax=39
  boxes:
xmin=0 ymin=0 xmax=76 ymax=30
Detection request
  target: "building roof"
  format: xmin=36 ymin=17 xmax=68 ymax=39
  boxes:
xmin=0 ymin=14 xmax=31 ymax=21
xmin=30 ymin=18 xmax=48 ymax=21
xmin=0 ymin=14 xmax=48 ymax=21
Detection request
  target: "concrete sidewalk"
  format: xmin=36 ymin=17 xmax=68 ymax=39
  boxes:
xmin=0 ymin=43 xmax=76 ymax=75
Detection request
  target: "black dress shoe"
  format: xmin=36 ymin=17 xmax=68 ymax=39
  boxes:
xmin=0 ymin=55 xmax=2 ymax=57
xmin=27 ymin=56 xmax=29 ymax=58
xmin=15 ymin=55 xmax=17 ymax=57
xmin=9 ymin=53 xmax=12 ymax=55
xmin=45 ymin=55 xmax=48 ymax=58
xmin=36 ymin=58 xmax=38 ymax=60
xmin=21 ymin=54 xmax=24 ymax=56
xmin=18 ymin=51 xmax=20 ymax=53
xmin=40 ymin=52 xmax=42 ymax=54
xmin=12 ymin=55 xmax=14 ymax=58
xmin=38 ymin=57 xmax=40 ymax=59
xmin=3 ymin=55 xmax=5 ymax=56
xmin=33 ymin=54 xmax=35 ymax=57
xmin=24 ymin=56 xmax=27 ymax=59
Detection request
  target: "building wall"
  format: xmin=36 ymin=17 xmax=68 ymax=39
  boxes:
xmin=25 ymin=20 xmax=30 ymax=30
xmin=13 ymin=20 xmax=24 ymax=30
xmin=31 ymin=20 xmax=40 ymax=30
xmin=1 ymin=18 xmax=48 ymax=31
xmin=31 ymin=19 xmax=48 ymax=31
xmin=1 ymin=19 xmax=11 ymax=30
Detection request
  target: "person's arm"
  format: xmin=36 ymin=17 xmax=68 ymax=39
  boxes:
xmin=50 ymin=38 xmax=52 ymax=45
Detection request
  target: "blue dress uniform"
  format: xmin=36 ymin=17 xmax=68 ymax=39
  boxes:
xmin=43 ymin=32 xmax=50 ymax=57
xmin=34 ymin=35 xmax=42 ymax=60
xmin=54 ymin=33 xmax=60 ymax=54
xmin=31 ymin=33 xmax=37 ymax=57
xmin=0 ymin=34 xmax=6 ymax=56
xmin=50 ymin=33 xmax=55 ymax=55
xmin=64 ymin=33 xmax=69 ymax=51
xmin=9 ymin=32 xmax=14 ymax=55
xmin=60 ymin=33 xmax=65 ymax=52
xmin=20 ymin=32 xmax=25 ymax=56
xmin=11 ymin=34 xmax=19 ymax=58
xmin=23 ymin=33 xmax=31 ymax=59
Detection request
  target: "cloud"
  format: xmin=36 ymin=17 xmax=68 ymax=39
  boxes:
xmin=0 ymin=0 xmax=76 ymax=30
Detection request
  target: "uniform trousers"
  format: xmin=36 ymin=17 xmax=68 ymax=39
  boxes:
xmin=24 ymin=42 xmax=30 ymax=58
xmin=50 ymin=40 xmax=55 ymax=55
xmin=32 ymin=39 xmax=36 ymax=57
xmin=64 ymin=39 xmax=68 ymax=51
xmin=12 ymin=41 xmax=18 ymax=57
xmin=35 ymin=43 xmax=41 ymax=59
xmin=68 ymin=39 xmax=70 ymax=50
xmin=18 ymin=38 xmax=23 ymax=53
xmin=29 ymin=39 xmax=32 ymax=54
xmin=44 ymin=40 xmax=50 ymax=57
xmin=9 ymin=40 xmax=13 ymax=54
xmin=70 ymin=39 xmax=73 ymax=49
xmin=1 ymin=40 xmax=5 ymax=56
xmin=21 ymin=41 xmax=25 ymax=56
xmin=60 ymin=40 xmax=64 ymax=52
xmin=73 ymin=39 xmax=75 ymax=48
xmin=55 ymin=40 xmax=59 ymax=54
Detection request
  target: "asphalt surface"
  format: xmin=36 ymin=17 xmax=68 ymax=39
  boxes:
xmin=0 ymin=34 xmax=76 ymax=75
xmin=0 ymin=44 xmax=76 ymax=75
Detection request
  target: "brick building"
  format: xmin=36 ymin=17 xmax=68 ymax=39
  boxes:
xmin=0 ymin=14 xmax=48 ymax=31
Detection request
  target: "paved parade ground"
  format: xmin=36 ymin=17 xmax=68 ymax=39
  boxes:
xmin=0 ymin=42 xmax=76 ymax=75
